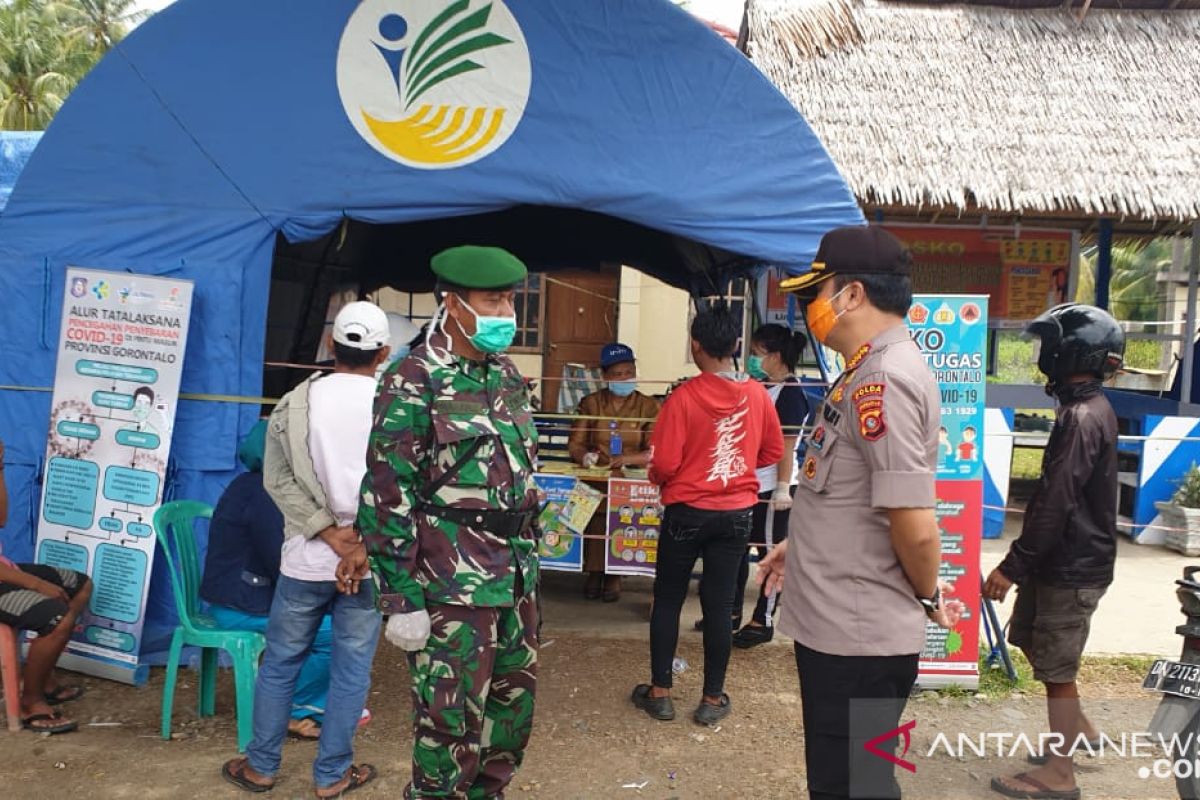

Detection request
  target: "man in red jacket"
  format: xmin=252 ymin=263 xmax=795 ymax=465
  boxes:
xmin=631 ymin=301 xmax=784 ymax=726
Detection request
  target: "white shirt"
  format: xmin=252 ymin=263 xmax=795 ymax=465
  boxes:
xmin=279 ymin=372 xmax=376 ymax=582
xmin=755 ymin=381 xmax=802 ymax=492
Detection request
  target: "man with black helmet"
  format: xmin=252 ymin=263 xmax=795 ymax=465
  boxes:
xmin=985 ymin=303 xmax=1125 ymax=800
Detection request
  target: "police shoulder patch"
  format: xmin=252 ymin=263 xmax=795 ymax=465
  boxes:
xmin=854 ymin=381 xmax=887 ymax=441
xmin=803 ymin=455 xmax=818 ymax=481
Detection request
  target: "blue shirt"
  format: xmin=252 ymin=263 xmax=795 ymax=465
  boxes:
xmin=200 ymin=472 xmax=284 ymax=616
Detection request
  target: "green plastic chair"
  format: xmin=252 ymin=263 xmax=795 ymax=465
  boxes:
xmin=154 ymin=500 xmax=265 ymax=752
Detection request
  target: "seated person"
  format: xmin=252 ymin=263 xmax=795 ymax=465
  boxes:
xmin=200 ymin=421 xmax=341 ymax=741
xmin=567 ymin=343 xmax=661 ymax=602
xmin=0 ymin=438 xmax=91 ymax=735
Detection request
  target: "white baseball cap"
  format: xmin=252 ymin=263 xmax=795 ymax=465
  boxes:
xmin=333 ymin=301 xmax=390 ymax=351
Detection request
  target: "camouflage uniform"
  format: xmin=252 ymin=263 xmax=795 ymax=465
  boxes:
xmin=358 ymin=329 xmax=539 ymax=800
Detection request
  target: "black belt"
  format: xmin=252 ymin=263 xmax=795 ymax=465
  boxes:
xmin=418 ymin=504 xmax=537 ymax=539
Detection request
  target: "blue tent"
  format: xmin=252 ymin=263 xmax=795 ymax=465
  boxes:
xmin=0 ymin=0 xmax=861 ymax=659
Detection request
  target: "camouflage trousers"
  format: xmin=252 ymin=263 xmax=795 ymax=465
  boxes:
xmin=405 ymin=592 xmax=538 ymax=799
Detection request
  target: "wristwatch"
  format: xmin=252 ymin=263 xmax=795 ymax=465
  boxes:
xmin=916 ymin=586 xmax=941 ymax=616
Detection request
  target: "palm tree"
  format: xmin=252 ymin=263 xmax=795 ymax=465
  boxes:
xmin=0 ymin=0 xmax=73 ymax=130
xmin=59 ymin=0 xmax=147 ymax=59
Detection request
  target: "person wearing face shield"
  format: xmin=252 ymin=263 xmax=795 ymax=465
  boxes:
xmin=567 ymin=343 xmax=661 ymax=602
xmin=355 ymin=246 xmax=541 ymax=800
xmin=984 ymin=304 xmax=1123 ymax=800
xmin=756 ymin=226 xmax=962 ymax=800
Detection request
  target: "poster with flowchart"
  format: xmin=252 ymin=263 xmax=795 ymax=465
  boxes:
xmin=35 ymin=268 xmax=193 ymax=684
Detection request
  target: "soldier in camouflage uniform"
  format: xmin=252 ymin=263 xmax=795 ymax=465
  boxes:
xmin=355 ymin=246 xmax=539 ymax=800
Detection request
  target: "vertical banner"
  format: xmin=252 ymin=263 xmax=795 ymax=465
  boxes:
xmin=533 ymin=474 xmax=586 ymax=572
xmin=605 ymin=478 xmax=662 ymax=576
xmin=908 ymin=294 xmax=988 ymax=688
xmin=35 ymin=268 xmax=193 ymax=685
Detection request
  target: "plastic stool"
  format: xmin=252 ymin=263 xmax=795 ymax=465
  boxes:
xmin=0 ymin=623 xmax=21 ymax=732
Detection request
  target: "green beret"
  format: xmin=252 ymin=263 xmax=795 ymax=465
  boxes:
xmin=431 ymin=246 xmax=528 ymax=289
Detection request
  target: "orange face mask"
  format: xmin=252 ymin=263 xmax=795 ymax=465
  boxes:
xmin=805 ymin=286 xmax=849 ymax=344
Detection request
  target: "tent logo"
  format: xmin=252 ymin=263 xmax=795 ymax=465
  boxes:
xmin=337 ymin=0 xmax=532 ymax=169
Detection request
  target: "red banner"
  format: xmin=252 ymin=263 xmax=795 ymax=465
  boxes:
xmin=919 ymin=480 xmax=983 ymax=680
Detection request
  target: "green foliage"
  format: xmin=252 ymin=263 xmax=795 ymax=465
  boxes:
xmin=0 ymin=0 xmax=145 ymax=131
xmin=1172 ymin=462 xmax=1200 ymax=509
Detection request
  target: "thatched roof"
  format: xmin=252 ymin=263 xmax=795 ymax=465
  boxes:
xmin=745 ymin=0 xmax=1200 ymax=230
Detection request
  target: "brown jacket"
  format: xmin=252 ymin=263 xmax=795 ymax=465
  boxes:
xmin=567 ymin=390 xmax=661 ymax=465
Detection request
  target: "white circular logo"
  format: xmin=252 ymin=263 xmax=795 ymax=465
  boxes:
xmin=336 ymin=0 xmax=531 ymax=169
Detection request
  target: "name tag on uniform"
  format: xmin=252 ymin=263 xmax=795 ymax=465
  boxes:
xmin=435 ymin=399 xmax=487 ymax=416
xmin=822 ymin=403 xmax=841 ymax=426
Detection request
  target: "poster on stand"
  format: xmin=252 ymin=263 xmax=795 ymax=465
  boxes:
xmin=605 ymin=478 xmax=662 ymax=577
xmin=35 ymin=268 xmax=193 ymax=685
xmin=533 ymin=474 xmax=585 ymax=572
xmin=909 ymin=294 xmax=988 ymax=689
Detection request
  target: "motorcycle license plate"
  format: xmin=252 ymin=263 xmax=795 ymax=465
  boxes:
xmin=1144 ymin=659 xmax=1200 ymax=699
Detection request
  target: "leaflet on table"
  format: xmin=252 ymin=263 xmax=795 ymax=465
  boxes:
xmin=533 ymin=474 xmax=584 ymax=572
xmin=605 ymin=478 xmax=662 ymax=577
xmin=34 ymin=268 xmax=193 ymax=685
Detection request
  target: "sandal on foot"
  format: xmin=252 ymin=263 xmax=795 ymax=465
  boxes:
xmin=693 ymin=693 xmax=731 ymax=726
xmin=631 ymin=683 xmax=675 ymax=721
xmin=732 ymin=625 xmax=773 ymax=649
xmin=315 ymin=763 xmax=378 ymax=799
xmin=1026 ymin=738 xmax=1103 ymax=765
xmin=287 ymin=718 xmax=322 ymax=741
xmin=990 ymin=772 xmax=1080 ymax=799
xmin=22 ymin=713 xmax=77 ymax=735
xmin=221 ymin=757 xmax=275 ymax=793
xmin=45 ymin=684 xmax=85 ymax=705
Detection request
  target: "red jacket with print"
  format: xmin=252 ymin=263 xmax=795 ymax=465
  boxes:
xmin=649 ymin=372 xmax=784 ymax=510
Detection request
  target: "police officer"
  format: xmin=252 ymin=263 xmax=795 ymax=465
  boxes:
xmin=354 ymin=246 xmax=540 ymax=800
xmin=757 ymin=226 xmax=960 ymax=800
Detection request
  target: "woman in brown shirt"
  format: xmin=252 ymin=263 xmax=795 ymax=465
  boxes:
xmin=567 ymin=344 xmax=661 ymax=601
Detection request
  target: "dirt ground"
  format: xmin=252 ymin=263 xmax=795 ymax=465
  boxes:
xmin=0 ymin=621 xmax=1180 ymax=800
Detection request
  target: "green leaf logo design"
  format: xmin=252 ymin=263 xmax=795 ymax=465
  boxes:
xmin=403 ymin=1 xmax=513 ymax=109
xmin=945 ymin=629 xmax=963 ymax=655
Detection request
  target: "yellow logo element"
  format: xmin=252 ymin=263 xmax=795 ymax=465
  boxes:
xmin=337 ymin=0 xmax=531 ymax=169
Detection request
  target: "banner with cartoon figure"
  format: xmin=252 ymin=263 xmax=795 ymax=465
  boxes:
xmin=34 ymin=268 xmax=193 ymax=684
xmin=909 ymin=294 xmax=988 ymax=688
xmin=605 ymin=478 xmax=662 ymax=577
xmin=533 ymin=474 xmax=586 ymax=572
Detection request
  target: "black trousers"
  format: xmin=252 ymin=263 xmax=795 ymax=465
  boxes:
xmin=733 ymin=489 xmax=793 ymax=627
xmin=650 ymin=503 xmax=752 ymax=697
xmin=794 ymin=643 xmax=919 ymax=800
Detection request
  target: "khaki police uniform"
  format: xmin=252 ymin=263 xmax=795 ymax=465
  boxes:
xmin=777 ymin=324 xmax=941 ymax=654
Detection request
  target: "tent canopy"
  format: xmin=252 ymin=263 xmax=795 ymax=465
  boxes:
xmin=0 ymin=0 xmax=859 ymax=646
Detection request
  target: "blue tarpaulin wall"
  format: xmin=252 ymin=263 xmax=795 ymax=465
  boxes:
xmin=0 ymin=0 xmax=861 ymax=661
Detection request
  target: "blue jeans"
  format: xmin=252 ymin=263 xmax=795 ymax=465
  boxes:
xmin=245 ymin=575 xmax=381 ymax=788
xmin=209 ymin=604 xmax=333 ymax=722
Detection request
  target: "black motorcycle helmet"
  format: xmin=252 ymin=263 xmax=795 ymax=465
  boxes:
xmin=1025 ymin=303 xmax=1125 ymax=391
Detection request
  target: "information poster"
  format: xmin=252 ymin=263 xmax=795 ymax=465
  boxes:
xmin=887 ymin=225 xmax=1072 ymax=323
xmin=605 ymin=478 xmax=662 ymax=577
xmin=533 ymin=474 xmax=585 ymax=572
xmin=35 ymin=268 xmax=193 ymax=684
xmin=909 ymin=295 xmax=987 ymax=688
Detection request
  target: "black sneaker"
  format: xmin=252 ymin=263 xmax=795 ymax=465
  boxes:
xmin=693 ymin=694 xmax=731 ymax=726
xmin=631 ymin=684 xmax=675 ymax=721
xmin=732 ymin=625 xmax=774 ymax=649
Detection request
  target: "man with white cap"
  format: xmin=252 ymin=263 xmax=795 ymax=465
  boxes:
xmin=223 ymin=300 xmax=390 ymax=797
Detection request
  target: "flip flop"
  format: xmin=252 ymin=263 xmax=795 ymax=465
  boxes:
xmin=287 ymin=718 xmax=322 ymax=741
xmin=990 ymin=772 xmax=1081 ymax=799
xmin=45 ymin=684 xmax=85 ymax=705
xmin=22 ymin=713 xmax=78 ymax=735
xmin=222 ymin=757 xmax=275 ymax=793
xmin=315 ymin=763 xmax=378 ymax=799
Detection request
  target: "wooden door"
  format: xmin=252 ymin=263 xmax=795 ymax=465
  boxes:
xmin=541 ymin=269 xmax=620 ymax=413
